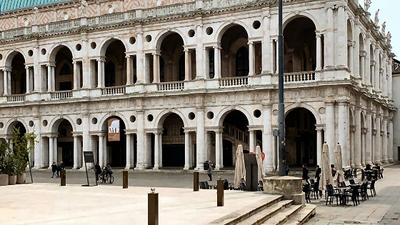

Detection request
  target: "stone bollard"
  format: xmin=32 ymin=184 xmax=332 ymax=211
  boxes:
xmin=193 ymin=171 xmax=199 ymax=191
xmin=148 ymin=189 xmax=158 ymax=225
xmin=60 ymin=169 xmax=66 ymax=186
xmin=217 ymin=178 xmax=224 ymax=206
xmin=123 ymin=170 xmax=128 ymax=189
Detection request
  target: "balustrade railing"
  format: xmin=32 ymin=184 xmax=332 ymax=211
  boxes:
xmin=101 ymin=86 xmax=126 ymax=96
xmin=284 ymin=71 xmax=315 ymax=83
xmin=7 ymin=94 xmax=25 ymax=102
xmin=219 ymin=76 xmax=248 ymax=87
xmin=157 ymin=81 xmax=184 ymax=91
xmin=51 ymin=91 xmax=73 ymax=100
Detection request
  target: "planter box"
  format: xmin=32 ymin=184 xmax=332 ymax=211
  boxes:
xmin=9 ymin=175 xmax=17 ymax=185
xmin=17 ymin=173 xmax=26 ymax=184
xmin=0 ymin=174 xmax=8 ymax=186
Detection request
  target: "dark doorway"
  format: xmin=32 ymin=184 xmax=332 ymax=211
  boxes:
xmin=162 ymin=144 xmax=184 ymax=167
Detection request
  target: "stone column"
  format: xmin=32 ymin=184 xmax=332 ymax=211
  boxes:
xmin=73 ymin=60 xmax=80 ymax=90
xmin=97 ymin=58 xmax=105 ymax=88
xmin=249 ymin=129 xmax=256 ymax=153
xmin=184 ymin=130 xmax=191 ymax=170
xmin=365 ymin=112 xmax=372 ymax=165
xmin=98 ymin=134 xmax=105 ymax=167
xmin=375 ymin=116 xmax=381 ymax=164
xmin=248 ymin=41 xmax=255 ymax=76
xmin=152 ymin=51 xmax=160 ymax=83
xmin=374 ymin=49 xmax=380 ymax=90
xmin=196 ymin=107 xmax=205 ymax=169
xmin=25 ymin=66 xmax=31 ymax=93
xmin=360 ymin=52 xmax=366 ymax=84
xmin=48 ymin=137 xmax=53 ymax=168
xmin=325 ymin=102 xmax=335 ymax=162
xmin=270 ymin=39 xmax=276 ymax=74
xmin=316 ymin=125 xmax=324 ymax=166
xmin=73 ymin=134 xmax=79 ymax=169
xmin=262 ymin=14 xmax=271 ymax=74
xmin=263 ymin=104 xmax=274 ymax=171
xmin=47 ymin=64 xmax=55 ymax=92
xmin=382 ymin=118 xmax=388 ymax=163
xmin=136 ymin=32 xmax=144 ymax=83
xmin=2 ymin=69 xmax=10 ymax=95
xmin=353 ymin=18 xmax=360 ymax=79
xmin=126 ymin=55 xmax=133 ymax=85
xmin=370 ymin=61 xmax=376 ymax=89
xmin=136 ymin=110 xmax=145 ymax=169
xmin=347 ymin=41 xmax=354 ymax=73
xmin=195 ymin=24 xmax=204 ymax=79
xmin=315 ymin=32 xmax=322 ymax=71
xmin=184 ymin=48 xmax=191 ymax=81
xmin=387 ymin=59 xmax=393 ymax=99
xmin=275 ymin=39 xmax=279 ymax=73
xmin=125 ymin=133 xmax=132 ymax=169
xmin=215 ymin=128 xmax=223 ymax=170
xmin=153 ymin=131 xmax=161 ymax=169
xmin=338 ymin=102 xmax=349 ymax=168
xmin=324 ymin=7 xmax=334 ymax=69
xmin=354 ymin=107 xmax=362 ymax=168
xmin=388 ymin=116 xmax=394 ymax=162
xmin=214 ymin=45 xmax=221 ymax=79
xmin=337 ymin=5 xmax=347 ymax=68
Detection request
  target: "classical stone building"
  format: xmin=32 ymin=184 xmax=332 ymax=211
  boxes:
xmin=0 ymin=0 xmax=395 ymax=172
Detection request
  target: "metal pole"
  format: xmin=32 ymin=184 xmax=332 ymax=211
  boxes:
xmin=278 ymin=0 xmax=286 ymax=176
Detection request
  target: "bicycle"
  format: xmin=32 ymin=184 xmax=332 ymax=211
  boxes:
xmin=98 ymin=173 xmax=114 ymax=184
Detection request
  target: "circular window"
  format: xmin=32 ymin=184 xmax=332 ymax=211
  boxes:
xmin=28 ymin=50 xmax=33 ymax=56
xmin=145 ymin=35 xmax=152 ymax=42
xmin=91 ymin=42 xmax=97 ymax=49
xmin=92 ymin=117 xmax=97 ymax=124
xmin=41 ymin=48 xmax=47 ymax=55
xmin=252 ymin=20 xmax=261 ymax=29
xmin=188 ymin=29 xmax=195 ymax=37
xmin=129 ymin=37 xmax=136 ymax=44
xmin=76 ymin=118 xmax=82 ymax=125
xmin=188 ymin=112 xmax=195 ymax=120
xmin=0 ymin=122 xmax=3 ymax=128
xmin=130 ymin=115 xmax=136 ymax=123
xmin=253 ymin=109 xmax=262 ymax=118
xmin=207 ymin=111 xmax=214 ymax=119
xmin=29 ymin=121 xmax=34 ymax=127
xmin=42 ymin=120 xmax=48 ymax=126
xmin=206 ymin=27 xmax=213 ymax=35
xmin=76 ymin=44 xmax=82 ymax=51
xmin=147 ymin=114 xmax=153 ymax=122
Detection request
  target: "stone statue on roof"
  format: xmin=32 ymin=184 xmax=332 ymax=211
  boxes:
xmin=364 ymin=0 xmax=371 ymax=12
xmin=381 ymin=21 xmax=386 ymax=34
xmin=374 ymin=9 xmax=379 ymax=26
xmin=387 ymin=31 xmax=392 ymax=44
xmin=33 ymin=7 xmax=39 ymax=25
xmin=81 ymin=0 xmax=88 ymax=17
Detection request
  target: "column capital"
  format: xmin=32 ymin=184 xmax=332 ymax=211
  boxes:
xmin=46 ymin=62 xmax=56 ymax=67
xmin=315 ymin=124 xmax=325 ymax=131
xmin=96 ymin=57 xmax=106 ymax=62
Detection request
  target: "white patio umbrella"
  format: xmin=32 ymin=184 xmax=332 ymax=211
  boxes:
xmin=335 ymin=142 xmax=344 ymax=184
xmin=319 ymin=142 xmax=333 ymax=192
xmin=233 ymin=144 xmax=246 ymax=189
xmin=255 ymin=145 xmax=264 ymax=182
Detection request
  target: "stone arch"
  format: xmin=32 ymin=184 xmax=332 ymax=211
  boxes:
xmin=4 ymin=50 xmax=27 ymax=67
xmin=215 ymin=21 xmax=250 ymax=43
xmin=99 ymin=37 xmax=128 ymax=56
xmin=154 ymin=29 xmax=187 ymax=50
xmin=48 ymin=44 xmax=74 ymax=62
xmin=6 ymin=120 xmax=28 ymax=135
xmin=283 ymin=12 xmax=321 ymax=32
xmin=215 ymin=106 xmax=253 ymax=127
xmin=98 ymin=112 xmax=128 ymax=131
xmin=154 ymin=109 xmax=188 ymax=129
xmin=285 ymin=102 xmax=321 ymax=124
xmin=49 ymin=116 xmax=76 ymax=133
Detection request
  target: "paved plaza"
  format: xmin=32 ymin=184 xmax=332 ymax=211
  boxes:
xmin=1 ymin=164 xmax=399 ymax=225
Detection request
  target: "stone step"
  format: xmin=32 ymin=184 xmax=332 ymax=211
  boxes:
xmin=260 ymin=204 xmax=303 ymax=225
xmin=283 ymin=204 xmax=317 ymax=225
xmin=236 ymin=200 xmax=294 ymax=225
xmin=209 ymin=195 xmax=283 ymax=225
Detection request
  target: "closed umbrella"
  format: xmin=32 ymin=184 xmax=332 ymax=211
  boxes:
xmin=335 ymin=143 xmax=344 ymax=184
xmin=319 ymin=142 xmax=333 ymax=192
xmin=233 ymin=144 xmax=246 ymax=189
xmin=255 ymin=145 xmax=264 ymax=182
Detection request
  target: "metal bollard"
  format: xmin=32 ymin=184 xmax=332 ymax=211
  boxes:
xmin=148 ymin=189 xmax=158 ymax=225
xmin=217 ymin=179 xmax=224 ymax=206
xmin=123 ymin=170 xmax=128 ymax=189
xmin=60 ymin=169 xmax=66 ymax=186
xmin=193 ymin=171 xmax=199 ymax=191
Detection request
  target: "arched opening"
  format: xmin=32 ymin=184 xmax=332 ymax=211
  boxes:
xmin=236 ymin=47 xmax=249 ymax=76
xmin=159 ymin=32 xmax=184 ymax=82
xmin=285 ymin=108 xmax=317 ymax=167
xmin=162 ymin=113 xmax=185 ymax=167
xmin=104 ymin=117 xmax=126 ymax=167
xmin=283 ymin=17 xmax=316 ymax=72
xmin=55 ymin=47 xmax=73 ymax=91
xmin=11 ymin=53 xmax=26 ymax=94
xmin=222 ymin=110 xmax=250 ymax=167
xmin=104 ymin=40 xmax=126 ymax=87
xmin=57 ymin=119 xmax=74 ymax=167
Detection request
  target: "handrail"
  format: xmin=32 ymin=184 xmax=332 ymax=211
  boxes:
xmin=101 ymin=86 xmax=126 ymax=96
xmin=50 ymin=91 xmax=73 ymax=100
xmin=157 ymin=81 xmax=184 ymax=91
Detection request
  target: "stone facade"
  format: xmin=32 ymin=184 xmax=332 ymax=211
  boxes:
xmin=0 ymin=0 xmax=395 ymax=172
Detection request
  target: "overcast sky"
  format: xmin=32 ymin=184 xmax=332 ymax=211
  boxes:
xmin=369 ymin=0 xmax=399 ymax=58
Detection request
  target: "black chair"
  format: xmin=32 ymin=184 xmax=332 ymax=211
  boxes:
xmin=325 ymin=184 xmax=339 ymax=205
xmin=367 ymin=179 xmax=377 ymax=197
xmin=345 ymin=185 xmax=360 ymax=206
xmin=359 ymin=182 xmax=369 ymax=201
xmin=311 ymin=182 xmax=319 ymax=199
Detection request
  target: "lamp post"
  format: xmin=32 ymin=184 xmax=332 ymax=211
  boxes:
xmin=278 ymin=0 xmax=286 ymax=176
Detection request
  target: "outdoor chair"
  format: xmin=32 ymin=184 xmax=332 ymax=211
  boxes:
xmin=345 ymin=185 xmax=360 ymax=206
xmin=344 ymin=169 xmax=353 ymax=180
xmin=325 ymin=184 xmax=340 ymax=205
xmin=359 ymin=182 xmax=369 ymax=201
xmin=311 ymin=182 xmax=319 ymax=199
xmin=367 ymin=179 xmax=377 ymax=197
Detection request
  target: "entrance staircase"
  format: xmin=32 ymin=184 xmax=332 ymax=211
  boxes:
xmin=209 ymin=195 xmax=316 ymax=225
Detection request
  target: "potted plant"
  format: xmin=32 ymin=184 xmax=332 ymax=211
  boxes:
xmin=11 ymin=128 xmax=36 ymax=184
xmin=0 ymin=139 xmax=9 ymax=186
xmin=6 ymin=153 xmax=17 ymax=185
